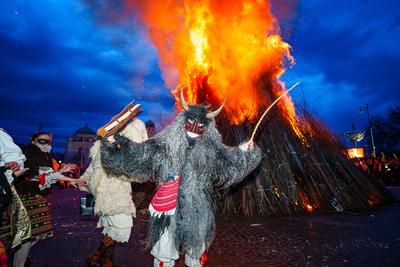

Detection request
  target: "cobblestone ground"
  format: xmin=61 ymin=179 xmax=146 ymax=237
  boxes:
xmin=28 ymin=187 xmax=400 ymax=267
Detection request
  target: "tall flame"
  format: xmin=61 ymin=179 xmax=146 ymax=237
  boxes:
xmin=127 ymin=0 xmax=303 ymax=137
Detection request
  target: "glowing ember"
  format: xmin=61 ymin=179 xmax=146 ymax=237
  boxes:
xmin=306 ymin=204 xmax=314 ymax=213
xmin=298 ymin=190 xmax=315 ymax=212
xmin=274 ymin=187 xmax=281 ymax=198
xmin=128 ymin=0 xmax=304 ymax=138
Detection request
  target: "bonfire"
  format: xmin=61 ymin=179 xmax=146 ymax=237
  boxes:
xmin=126 ymin=0 xmax=390 ymax=215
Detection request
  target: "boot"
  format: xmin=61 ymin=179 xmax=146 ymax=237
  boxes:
xmin=99 ymin=235 xmax=117 ymax=267
xmin=87 ymin=235 xmax=115 ymax=267
xmin=87 ymin=246 xmax=104 ymax=267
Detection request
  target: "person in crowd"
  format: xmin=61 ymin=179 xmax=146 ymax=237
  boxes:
xmin=366 ymin=155 xmax=382 ymax=180
xmin=391 ymin=155 xmax=400 ymax=183
xmin=13 ymin=132 xmax=81 ymax=267
xmin=0 ymin=128 xmax=31 ymax=266
xmin=354 ymin=158 xmax=368 ymax=172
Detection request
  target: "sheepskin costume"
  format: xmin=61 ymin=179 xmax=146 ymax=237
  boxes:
xmin=80 ymin=118 xmax=148 ymax=242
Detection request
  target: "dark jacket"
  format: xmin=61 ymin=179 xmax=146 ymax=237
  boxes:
xmin=14 ymin=143 xmax=53 ymax=196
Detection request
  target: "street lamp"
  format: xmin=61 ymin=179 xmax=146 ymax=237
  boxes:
xmin=359 ymin=104 xmax=376 ymax=157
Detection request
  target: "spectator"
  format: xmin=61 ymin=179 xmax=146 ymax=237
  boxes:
xmin=0 ymin=128 xmax=30 ymax=265
xmin=13 ymin=132 xmax=82 ymax=267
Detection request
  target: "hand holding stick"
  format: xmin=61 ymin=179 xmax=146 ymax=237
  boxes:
xmin=239 ymin=140 xmax=255 ymax=151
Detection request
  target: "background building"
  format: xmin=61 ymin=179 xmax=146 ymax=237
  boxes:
xmin=64 ymin=124 xmax=96 ymax=169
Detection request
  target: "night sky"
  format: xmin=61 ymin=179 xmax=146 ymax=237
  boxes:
xmin=0 ymin=0 xmax=399 ymax=152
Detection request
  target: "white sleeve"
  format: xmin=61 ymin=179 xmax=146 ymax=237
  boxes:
xmin=35 ymin=166 xmax=64 ymax=190
xmin=0 ymin=129 xmax=26 ymax=168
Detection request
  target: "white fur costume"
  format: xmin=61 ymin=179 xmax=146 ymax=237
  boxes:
xmin=80 ymin=119 xmax=148 ymax=242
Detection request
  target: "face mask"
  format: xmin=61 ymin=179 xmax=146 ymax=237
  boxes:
xmin=185 ymin=119 xmax=205 ymax=138
xmin=36 ymin=144 xmax=52 ymax=153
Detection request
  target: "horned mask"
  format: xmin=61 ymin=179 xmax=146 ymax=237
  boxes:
xmin=180 ymin=90 xmax=226 ymax=139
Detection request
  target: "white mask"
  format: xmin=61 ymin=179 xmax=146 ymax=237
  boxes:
xmin=36 ymin=144 xmax=52 ymax=153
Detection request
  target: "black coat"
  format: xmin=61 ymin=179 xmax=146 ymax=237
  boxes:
xmin=14 ymin=143 xmax=53 ymax=196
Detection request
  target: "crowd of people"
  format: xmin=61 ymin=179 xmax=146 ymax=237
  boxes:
xmin=0 ymin=120 xmax=157 ymax=267
xmin=1 ymin=113 xmax=399 ymax=267
xmin=0 ymin=129 xmax=84 ymax=267
xmin=352 ymin=152 xmax=400 ymax=184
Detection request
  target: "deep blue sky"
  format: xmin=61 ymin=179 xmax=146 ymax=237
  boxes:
xmin=0 ymin=0 xmax=399 ymax=152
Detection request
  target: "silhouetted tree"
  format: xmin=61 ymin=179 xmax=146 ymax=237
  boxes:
xmin=370 ymin=106 xmax=400 ymax=153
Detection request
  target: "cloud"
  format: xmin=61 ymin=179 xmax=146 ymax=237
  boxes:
xmin=1 ymin=0 xmax=398 ymax=153
xmin=282 ymin=0 xmax=400 ymax=136
xmin=0 ymin=0 xmax=173 ymax=151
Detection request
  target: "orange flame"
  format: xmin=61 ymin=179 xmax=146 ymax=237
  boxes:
xmin=127 ymin=0 xmax=303 ymax=137
xmin=298 ymin=190 xmax=315 ymax=213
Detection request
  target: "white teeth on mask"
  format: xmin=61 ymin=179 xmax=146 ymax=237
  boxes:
xmin=186 ymin=131 xmax=200 ymax=138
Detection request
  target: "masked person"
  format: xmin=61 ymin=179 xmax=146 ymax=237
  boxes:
xmin=101 ymin=93 xmax=262 ymax=267
xmin=79 ymin=118 xmax=148 ymax=267
xmin=13 ymin=132 xmax=80 ymax=267
xmin=0 ymin=128 xmax=31 ymax=266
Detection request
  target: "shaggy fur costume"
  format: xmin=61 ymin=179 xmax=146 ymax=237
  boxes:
xmin=100 ymin=110 xmax=262 ymax=257
xmin=80 ymin=119 xmax=148 ymax=217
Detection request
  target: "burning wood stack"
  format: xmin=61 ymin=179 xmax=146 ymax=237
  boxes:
xmin=124 ymin=0 xmax=391 ymax=215
xmin=215 ymin=102 xmax=389 ymax=216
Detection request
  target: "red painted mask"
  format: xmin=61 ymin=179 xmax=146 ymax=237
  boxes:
xmin=185 ymin=119 xmax=205 ymax=136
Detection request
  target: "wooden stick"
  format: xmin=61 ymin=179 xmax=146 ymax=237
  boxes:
xmin=97 ymin=102 xmax=142 ymax=137
xmin=250 ymin=81 xmax=301 ymax=142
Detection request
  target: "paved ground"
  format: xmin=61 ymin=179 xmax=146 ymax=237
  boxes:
xmin=28 ymin=187 xmax=400 ymax=267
